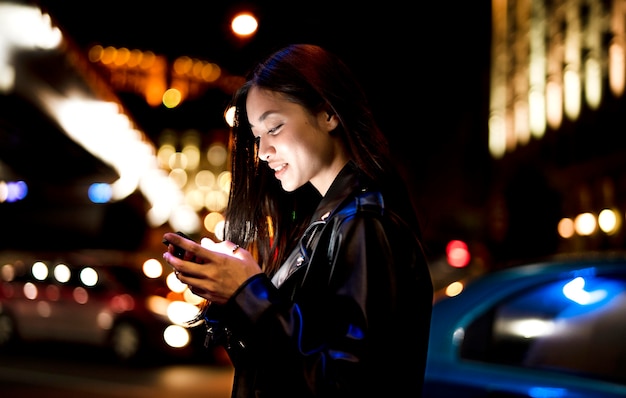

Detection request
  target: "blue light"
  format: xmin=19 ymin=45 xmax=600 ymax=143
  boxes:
xmin=6 ymin=180 xmax=28 ymax=202
xmin=346 ymin=324 xmax=364 ymax=339
xmin=528 ymin=386 xmax=568 ymax=397
xmin=329 ymin=349 xmax=358 ymax=361
xmin=562 ymin=276 xmax=607 ymax=305
xmin=88 ymin=183 xmax=112 ymax=203
xmin=559 ymin=276 xmax=624 ymax=317
xmin=498 ymin=271 xmax=623 ymax=319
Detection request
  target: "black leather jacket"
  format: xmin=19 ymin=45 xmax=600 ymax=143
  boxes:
xmin=206 ymin=162 xmax=433 ymax=397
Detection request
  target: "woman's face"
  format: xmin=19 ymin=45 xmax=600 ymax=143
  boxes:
xmin=246 ymin=86 xmax=345 ymax=195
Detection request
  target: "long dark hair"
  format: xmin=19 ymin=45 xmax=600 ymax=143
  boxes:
xmin=224 ymin=44 xmax=408 ymax=275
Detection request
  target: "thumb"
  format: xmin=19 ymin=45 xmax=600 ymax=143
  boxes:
xmin=200 ymin=237 xmax=218 ymax=248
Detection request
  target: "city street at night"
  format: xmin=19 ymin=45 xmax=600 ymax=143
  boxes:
xmin=0 ymin=342 xmax=234 ymax=398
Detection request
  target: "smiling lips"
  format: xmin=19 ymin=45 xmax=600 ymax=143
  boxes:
xmin=271 ymin=163 xmax=287 ymax=177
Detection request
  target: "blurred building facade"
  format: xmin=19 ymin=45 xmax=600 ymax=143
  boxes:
xmin=485 ymin=0 xmax=626 ymax=267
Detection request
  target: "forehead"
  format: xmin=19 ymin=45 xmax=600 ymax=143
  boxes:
xmin=246 ymin=87 xmax=291 ymax=123
xmin=247 ymin=86 xmax=282 ymax=104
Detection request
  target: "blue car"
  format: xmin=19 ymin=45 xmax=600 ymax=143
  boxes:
xmin=424 ymin=253 xmax=626 ymax=397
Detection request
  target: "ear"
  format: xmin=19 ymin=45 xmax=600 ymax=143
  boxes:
xmin=324 ymin=112 xmax=339 ymax=132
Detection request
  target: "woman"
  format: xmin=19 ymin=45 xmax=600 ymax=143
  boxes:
xmin=163 ymin=44 xmax=433 ymax=397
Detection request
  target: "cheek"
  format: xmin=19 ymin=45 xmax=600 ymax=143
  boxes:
xmin=278 ymin=125 xmax=326 ymax=160
xmin=292 ymin=140 xmax=322 ymax=163
xmin=306 ymin=134 xmax=334 ymax=160
xmin=278 ymin=134 xmax=306 ymax=155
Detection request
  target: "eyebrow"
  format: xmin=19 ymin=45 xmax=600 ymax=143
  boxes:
xmin=249 ymin=110 xmax=278 ymax=129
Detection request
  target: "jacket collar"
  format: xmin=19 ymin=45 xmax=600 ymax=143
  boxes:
xmin=311 ymin=161 xmax=370 ymax=222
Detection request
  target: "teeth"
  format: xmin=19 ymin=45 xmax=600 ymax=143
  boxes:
xmin=275 ymin=164 xmax=286 ymax=172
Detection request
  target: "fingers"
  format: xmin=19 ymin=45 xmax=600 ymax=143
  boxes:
xmin=163 ymin=233 xmax=246 ymax=283
xmin=163 ymin=232 xmax=195 ymax=252
xmin=164 ymin=232 xmax=213 ymax=263
xmin=201 ymin=237 xmax=242 ymax=256
xmin=200 ymin=237 xmax=217 ymax=249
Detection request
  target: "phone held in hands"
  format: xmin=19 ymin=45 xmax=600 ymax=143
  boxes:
xmin=162 ymin=231 xmax=194 ymax=259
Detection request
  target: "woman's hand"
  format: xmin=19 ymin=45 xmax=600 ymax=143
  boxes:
xmin=162 ymin=232 xmax=262 ymax=305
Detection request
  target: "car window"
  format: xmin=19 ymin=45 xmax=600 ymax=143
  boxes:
xmin=460 ymin=272 xmax=626 ymax=385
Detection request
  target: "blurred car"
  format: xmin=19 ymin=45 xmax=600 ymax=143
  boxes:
xmin=0 ymin=250 xmax=210 ymax=364
xmin=424 ymin=253 xmax=626 ymax=398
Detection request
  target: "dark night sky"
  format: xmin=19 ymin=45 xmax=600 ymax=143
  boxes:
xmin=34 ymin=0 xmax=492 ymax=158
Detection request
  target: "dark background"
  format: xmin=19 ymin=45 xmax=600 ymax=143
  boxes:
xmin=1 ymin=0 xmax=493 ymax=259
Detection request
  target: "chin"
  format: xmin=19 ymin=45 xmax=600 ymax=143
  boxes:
xmin=278 ymin=180 xmax=299 ymax=193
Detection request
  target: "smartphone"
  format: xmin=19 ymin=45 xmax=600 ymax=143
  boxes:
xmin=162 ymin=231 xmax=194 ymax=259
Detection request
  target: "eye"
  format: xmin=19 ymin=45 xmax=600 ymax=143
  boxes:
xmin=267 ymin=124 xmax=283 ymax=135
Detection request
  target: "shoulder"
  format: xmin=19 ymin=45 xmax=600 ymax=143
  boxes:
xmin=328 ymin=189 xmax=424 ymax=254
xmin=325 ymin=190 xmax=403 ymax=247
xmin=333 ymin=190 xmax=385 ymax=221
xmin=332 ymin=190 xmax=412 ymax=234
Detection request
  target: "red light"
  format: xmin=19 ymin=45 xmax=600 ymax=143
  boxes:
xmin=446 ymin=240 xmax=470 ymax=268
xmin=111 ymin=294 xmax=135 ymax=312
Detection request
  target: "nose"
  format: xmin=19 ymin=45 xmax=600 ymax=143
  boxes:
xmin=257 ymin=139 xmax=272 ymax=161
